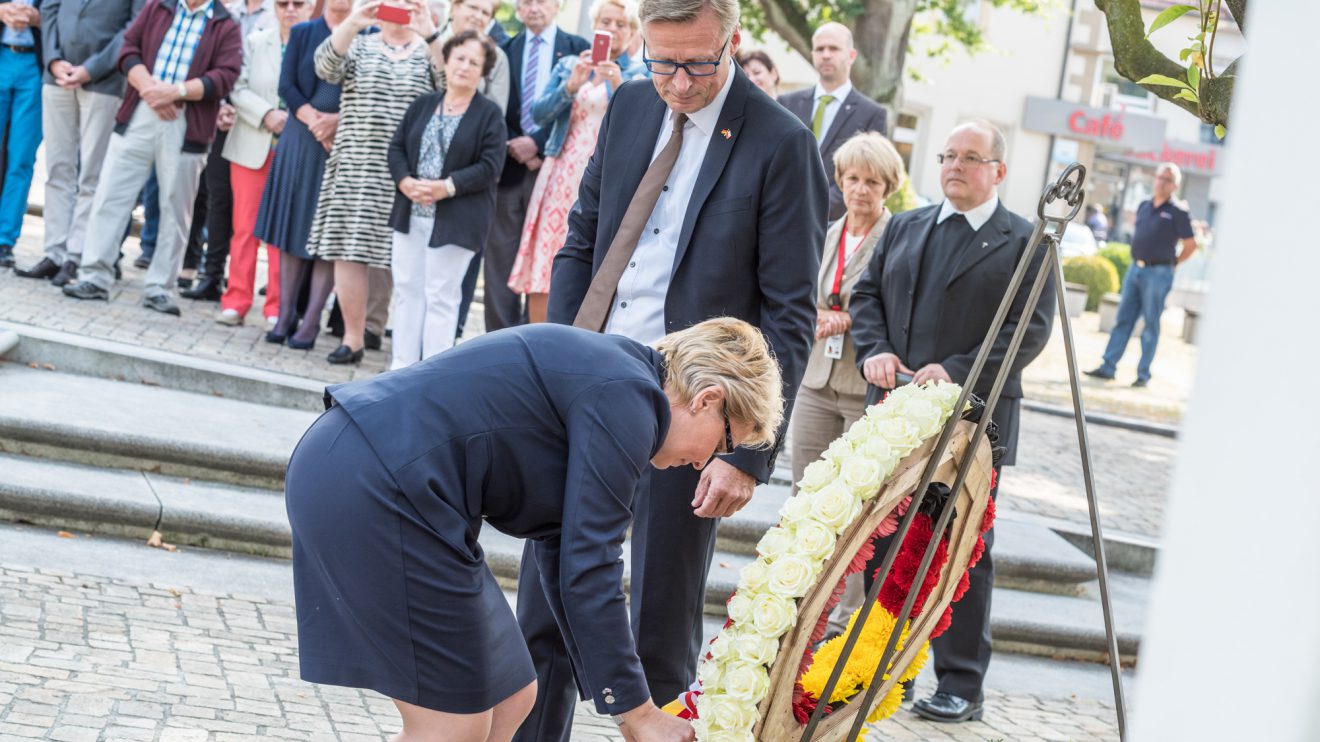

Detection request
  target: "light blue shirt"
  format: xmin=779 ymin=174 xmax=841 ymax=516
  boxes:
xmin=153 ymin=0 xmax=214 ymax=85
xmin=1 ymin=0 xmax=34 ymax=47
xmin=520 ymin=25 xmax=557 ymax=133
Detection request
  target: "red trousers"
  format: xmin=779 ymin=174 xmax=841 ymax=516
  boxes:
xmin=220 ymin=153 xmax=280 ymax=318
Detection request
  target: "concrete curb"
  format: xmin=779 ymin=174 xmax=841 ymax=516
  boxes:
xmin=0 ymin=320 xmax=325 ymax=412
xmin=1022 ymin=398 xmax=1179 ymax=438
xmin=996 ymin=507 xmax=1162 ymax=577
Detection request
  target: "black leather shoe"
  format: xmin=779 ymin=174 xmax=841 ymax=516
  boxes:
xmin=327 ymin=344 xmax=364 ymax=365
xmin=133 ymin=253 xmax=152 ymax=269
xmin=901 ymin=680 xmax=915 ymax=703
xmin=15 ymin=257 xmax=59 ymax=279
xmin=912 ymin=692 xmax=983 ymax=723
xmin=0 ymin=245 xmax=13 ymax=268
xmin=52 ymin=260 xmax=79 ymax=287
xmin=63 ymin=281 xmax=109 ymax=301
xmin=1131 ymin=378 xmax=1149 ymax=388
xmin=364 ymin=329 xmax=382 ymax=351
xmin=181 ymin=275 xmax=224 ymax=300
xmin=1084 ymin=367 xmax=1115 ymax=380
xmin=142 ymin=294 xmax=182 ymax=316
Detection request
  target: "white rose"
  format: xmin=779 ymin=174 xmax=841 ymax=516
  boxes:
xmin=719 ymin=660 xmax=770 ymax=704
xmin=824 ymin=436 xmax=854 ymax=463
xmin=748 ymin=593 xmax=796 ymax=639
xmin=779 ymin=494 xmax=813 ymax=526
xmin=843 ymin=414 xmax=877 ymax=444
xmin=756 ymin=527 xmax=794 ymax=561
xmin=690 ymin=712 xmax=713 ymax=740
xmin=840 ymin=454 xmax=885 ymax=499
xmin=872 ymin=417 xmax=922 ymax=452
xmin=903 ymin=396 xmax=945 ymax=439
xmin=706 ymin=633 xmax=734 ymax=664
xmin=766 ymin=554 xmax=817 ymax=598
xmin=730 ymin=631 xmax=780 ymax=667
xmin=856 ymin=435 xmax=900 ymax=476
xmin=707 ymin=728 xmax=756 ymax=742
xmin=808 ymin=481 xmax=863 ymax=533
xmin=702 ymin=695 xmax=759 ymax=733
xmin=697 ymin=655 xmax=725 ymax=690
xmin=793 ymin=519 xmax=837 ymax=561
xmin=737 ymin=560 xmax=770 ymax=594
xmin=797 ymin=458 xmax=838 ymax=492
xmin=726 ymin=592 xmax=752 ymax=624
xmin=929 ymin=380 xmax=965 ymax=414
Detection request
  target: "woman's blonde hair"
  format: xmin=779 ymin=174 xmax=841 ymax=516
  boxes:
xmin=655 ymin=317 xmax=784 ymax=450
xmin=833 ymin=131 xmax=906 ymax=200
xmin=591 ymin=0 xmax=641 ymax=31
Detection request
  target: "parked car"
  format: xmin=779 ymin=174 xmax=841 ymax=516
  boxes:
xmin=1059 ymin=222 xmax=1099 ymax=258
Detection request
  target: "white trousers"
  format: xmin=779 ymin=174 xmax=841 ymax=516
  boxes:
xmin=41 ymin=85 xmax=120 ymax=263
xmin=79 ymin=103 xmax=205 ymax=298
xmin=389 ymin=215 xmax=474 ymax=370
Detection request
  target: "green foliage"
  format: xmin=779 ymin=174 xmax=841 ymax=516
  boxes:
xmin=1063 ymin=255 xmax=1119 ymax=311
xmin=1138 ymin=0 xmax=1228 ymax=131
xmin=885 ymin=176 xmax=919 ymax=215
xmin=1098 ymin=242 xmax=1132 ymax=285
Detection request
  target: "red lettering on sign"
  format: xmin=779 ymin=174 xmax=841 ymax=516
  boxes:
xmin=1068 ymin=110 xmax=1126 ymax=141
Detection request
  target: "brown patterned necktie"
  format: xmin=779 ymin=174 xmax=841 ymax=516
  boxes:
xmin=573 ymin=111 xmax=689 ymax=332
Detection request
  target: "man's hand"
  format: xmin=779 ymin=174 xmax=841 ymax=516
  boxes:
xmin=62 ymin=65 xmax=91 ymax=88
xmin=691 ymin=459 xmax=755 ymax=519
xmin=862 ymin=352 xmax=913 ymax=390
xmin=262 ymin=109 xmax=289 ymax=135
xmin=216 ymin=102 xmax=237 ymax=131
xmin=525 ymin=156 xmax=543 ymax=171
xmin=618 ymin=701 xmax=695 ymax=742
xmin=140 ymin=79 xmax=180 ymax=109
xmin=507 ymin=135 xmax=538 ymax=163
xmin=912 ymin=363 xmax=952 ymax=385
xmin=815 ymin=309 xmax=851 ymax=340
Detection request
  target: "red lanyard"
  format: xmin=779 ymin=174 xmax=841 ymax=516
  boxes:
xmin=828 ymin=220 xmax=848 ymax=310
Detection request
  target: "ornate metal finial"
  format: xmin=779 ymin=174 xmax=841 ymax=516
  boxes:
xmin=1037 ymin=162 xmax=1088 ymax=222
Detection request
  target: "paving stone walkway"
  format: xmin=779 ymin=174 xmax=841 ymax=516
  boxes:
xmin=0 ymin=564 xmax=1119 ymax=742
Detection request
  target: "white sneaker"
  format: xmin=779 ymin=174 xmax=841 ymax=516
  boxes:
xmin=216 ymin=308 xmax=244 ymax=326
xmin=266 ymin=315 xmax=278 ymax=330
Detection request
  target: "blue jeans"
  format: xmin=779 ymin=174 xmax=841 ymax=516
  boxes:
xmin=0 ymin=48 xmax=42 ymax=246
xmin=139 ymin=170 xmax=160 ymax=255
xmin=1099 ymin=263 xmax=1175 ymax=381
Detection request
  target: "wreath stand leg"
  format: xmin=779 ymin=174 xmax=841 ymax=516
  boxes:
xmin=800 ymin=163 xmax=1128 ymax=741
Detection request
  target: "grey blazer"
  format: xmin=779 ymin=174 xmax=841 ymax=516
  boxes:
xmin=41 ymin=0 xmax=145 ymax=96
xmin=779 ymin=86 xmax=889 ymax=221
xmin=801 ymin=212 xmax=889 ymax=397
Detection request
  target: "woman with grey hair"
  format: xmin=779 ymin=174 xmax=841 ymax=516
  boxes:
xmin=437 ymin=0 xmax=511 ymax=111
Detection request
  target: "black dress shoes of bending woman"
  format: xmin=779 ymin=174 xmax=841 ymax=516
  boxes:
xmin=912 ymin=692 xmax=984 ymax=723
xmin=326 ymin=344 xmax=363 ymax=365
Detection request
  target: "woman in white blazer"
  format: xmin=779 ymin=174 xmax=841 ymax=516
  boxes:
xmin=216 ymin=0 xmax=314 ymax=328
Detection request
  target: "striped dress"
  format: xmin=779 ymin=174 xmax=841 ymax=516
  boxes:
xmin=307 ymin=34 xmax=438 ymax=267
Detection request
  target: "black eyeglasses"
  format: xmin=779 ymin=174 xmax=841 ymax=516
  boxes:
xmin=275 ymin=0 xmax=307 ymax=7
xmin=706 ymin=403 xmax=734 ymax=466
xmin=643 ymin=34 xmax=731 ymax=77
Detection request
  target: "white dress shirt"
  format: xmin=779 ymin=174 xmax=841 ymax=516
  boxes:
xmin=812 ymin=80 xmax=852 ymax=144
xmin=937 ymin=194 xmax=1000 ymax=231
xmin=521 ymin=25 xmax=558 ymax=133
xmin=604 ymin=69 xmax=738 ymax=346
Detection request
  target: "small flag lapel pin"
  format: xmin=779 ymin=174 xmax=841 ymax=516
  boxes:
xmin=720 ymin=128 xmax=732 ymax=140
xmin=981 ymin=241 xmax=989 ymax=249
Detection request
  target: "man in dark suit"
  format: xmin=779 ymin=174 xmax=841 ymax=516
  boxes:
xmin=850 ymin=120 xmax=1056 ymax=723
xmin=476 ymin=0 xmax=587 ymax=333
xmin=512 ymin=0 xmax=827 ymax=739
xmin=778 ymin=22 xmax=887 ymax=221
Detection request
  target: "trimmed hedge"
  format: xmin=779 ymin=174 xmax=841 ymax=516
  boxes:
xmin=1062 ymin=255 xmax=1119 ymax=311
xmin=1098 ymin=242 xmax=1132 ymax=285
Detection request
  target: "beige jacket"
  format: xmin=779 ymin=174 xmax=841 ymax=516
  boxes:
xmin=223 ymin=25 xmax=283 ymax=170
xmin=801 ymin=212 xmax=891 ymax=396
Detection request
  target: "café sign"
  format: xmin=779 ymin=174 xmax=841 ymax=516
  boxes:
xmin=1022 ymin=97 xmax=1166 ymax=150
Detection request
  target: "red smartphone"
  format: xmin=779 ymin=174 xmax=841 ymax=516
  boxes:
xmin=377 ymin=3 xmax=411 ymax=25
xmin=590 ymin=30 xmax=611 ymax=65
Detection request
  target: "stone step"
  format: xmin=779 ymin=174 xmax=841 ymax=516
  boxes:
xmin=0 ymin=451 xmax=1143 ymax=660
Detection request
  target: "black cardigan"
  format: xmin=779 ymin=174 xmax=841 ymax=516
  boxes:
xmin=387 ymin=89 xmax=507 ymax=250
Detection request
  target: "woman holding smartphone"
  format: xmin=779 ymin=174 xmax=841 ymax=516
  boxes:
xmin=505 ymin=0 xmax=646 ymax=325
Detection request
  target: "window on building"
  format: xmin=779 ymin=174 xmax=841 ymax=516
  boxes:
xmin=892 ymin=112 xmax=921 ymax=173
xmin=1102 ymin=58 xmax=1154 ymax=111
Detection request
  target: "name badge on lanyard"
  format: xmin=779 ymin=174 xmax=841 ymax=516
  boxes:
xmin=824 ymin=334 xmax=844 ymax=359
xmin=824 ymin=221 xmax=849 ymax=360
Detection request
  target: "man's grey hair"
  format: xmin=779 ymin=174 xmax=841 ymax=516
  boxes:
xmin=1156 ymin=162 xmax=1183 ymax=186
xmin=640 ymin=0 xmax=739 ymax=38
xmin=950 ymin=119 xmax=1008 ymax=162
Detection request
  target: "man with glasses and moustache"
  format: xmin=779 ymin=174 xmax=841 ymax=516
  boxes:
xmin=850 ymin=120 xmax=1056 ymax=724
xmin=511 ymin=0 xmax=826 ymax=739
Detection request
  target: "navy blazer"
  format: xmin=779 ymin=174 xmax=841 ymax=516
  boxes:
xmin=547 ymin=68 xmax=827 ymax=483
xmin=279 ymin=17 xmax=339 ymax=115
xmin=326 ymin=324 xmax=670 ymax=715
xmin=499 ymin=26 xmax=588 ymax=185
xmin=779 ymin=86 xmax=889 ymax=221
xmin=848 ymin=202 xmax=1056 ymax=463
xmin=386 ymin=90 xmax=507 ymax=249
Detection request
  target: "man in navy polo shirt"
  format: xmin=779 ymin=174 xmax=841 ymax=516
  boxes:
xmin=1087 ymin=163 xmax=1198 ymax=387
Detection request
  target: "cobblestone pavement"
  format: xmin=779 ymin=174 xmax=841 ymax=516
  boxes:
xmin=0 ymin=563 xmax=1119 ymax=742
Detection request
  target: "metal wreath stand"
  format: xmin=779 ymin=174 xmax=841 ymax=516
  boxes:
xmin=798 ymin=163 xmax=1128 ymax=741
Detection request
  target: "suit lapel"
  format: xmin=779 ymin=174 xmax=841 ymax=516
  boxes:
xmin=946 ymin=203 xmax=1014 ymax=286
xmin=671 ymin=69 xmax=749 ymax=270
xmin=819 ymin=89 xmax=860 ymax=154
xmin=605 ymin=90 xmax=666 ymax=254
xmin=786 ymin=90 xmax=811 ymax=128
xmin=816 ymin=219 xmax=844 ymax=302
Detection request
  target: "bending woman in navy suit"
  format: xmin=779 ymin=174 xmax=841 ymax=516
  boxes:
xmin=285 ymin=318 xmax=783 ymax=742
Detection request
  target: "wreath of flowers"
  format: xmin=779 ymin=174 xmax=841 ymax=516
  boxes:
xmin=667 ymin=381 xmax=988 ymax=741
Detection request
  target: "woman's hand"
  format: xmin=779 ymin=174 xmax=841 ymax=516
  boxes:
xmin=815 ymin=309 xmax=851 ymax=340
xmin=310 ymin=112 xmax=340 ymax=148
xmin=263 ymin=109 xmax=289 ymax=135
xmin=565 ymin=56 xmax=594 ymax=95
xmin=594 ymin=60 xmax=623 ymax=87
xmin=407 ymin=0 xmax=437 ymax=39
xmin=216 ymin=102 xmax=237 ymax=132
xmin=399 ymin=176 xmax=433 ymax=206
xmin=617 ymin=702 xmax=694 ymax=742
xmin=347 ymin=0 xmax=381 ymax=31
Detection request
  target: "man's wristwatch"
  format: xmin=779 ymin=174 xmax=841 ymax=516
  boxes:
xmin=443 ymin=178 xmax=456 ymax=198
xmin=176 ymin=82 xmax=188 ymax=101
